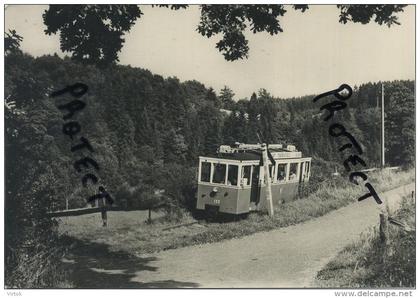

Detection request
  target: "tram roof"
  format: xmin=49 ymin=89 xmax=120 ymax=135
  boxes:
xmin=209 ymin=151 xmax=261 ymax=161
xmin=201 ymin=149 xmax=307 ymax=162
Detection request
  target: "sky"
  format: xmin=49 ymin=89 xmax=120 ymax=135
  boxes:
xmin=5 ymin=4 xmax=415 ymax=99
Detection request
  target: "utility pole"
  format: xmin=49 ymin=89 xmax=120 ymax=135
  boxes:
xmin=379 ymin=84 xmax=390 ymax=223
xmin=261 ymin=143 xmax=274 ymax=217
xmin=380 ymin=83 xmax=385 ymax=168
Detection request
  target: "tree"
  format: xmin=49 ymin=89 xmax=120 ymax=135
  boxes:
xmin=43 ymin=5 xmax=143 ymax=66
xmin=42 ymin=4 xmax=407 ymax=66
xmin=163 ymin=128 xmax=188 ymax=163
xmin=205 ymin=87 xmax=221 ymax=108
xmin=219 ymin=86 xmax=236 ymax=110
xmin=198 ymin=103 xmax=223 ymax=154
xmin=337 ymin=4 xmax=406 ymax=26
xmin=246 ymin=92 xmax=261 ymax=143
xmin=385 ymin=82 xmax=415 ymax=167
xmin=5 ymin=29 xmax=23 ymax=55
xmin=5 ymin=54 xmax=70 ymax=286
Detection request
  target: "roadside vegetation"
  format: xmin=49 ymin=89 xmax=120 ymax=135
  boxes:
xmin=315 ymin=191 xmax=415 ymax=288
xmin=6 ymin=240 xmax=73 ymax=288
xmin=59 ymin=168 xmax=414 ymax=256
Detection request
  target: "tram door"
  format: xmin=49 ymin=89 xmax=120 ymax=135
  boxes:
xmin=250 ymin=165 xmax=260 ymax=204
xmin=299 ymin=162 xmax=304 ymax=182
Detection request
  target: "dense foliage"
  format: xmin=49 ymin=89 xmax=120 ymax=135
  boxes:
xmin=226 ymin=81 xmax=415 ymax=169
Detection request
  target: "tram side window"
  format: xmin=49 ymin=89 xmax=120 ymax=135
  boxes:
xmin=200 ymin=162 xmax=211 ymax=182
xmin=289 ymin=163 xmax=298 ymax=181
xmin=241 ymin=165 xmax=252 ymax=186
xmin=277 ymin=163 xmax=287 ymax=182
xmin=212 ymin=163 xmax=226 ymax=184
xmin=227 ymin=165 xmax=239 ymax=186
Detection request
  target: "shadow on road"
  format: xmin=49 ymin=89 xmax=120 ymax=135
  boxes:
xmin=61 ymin=236 xmax=199 ymax=288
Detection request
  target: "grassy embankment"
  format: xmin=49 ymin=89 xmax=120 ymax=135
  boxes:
xmin=59 ymin=168 xmax=414 ymax=256
xmin=315 ymin=192 xmax=415 ymax=288
xmin=7 ymin=245 xmax=72 ymax=288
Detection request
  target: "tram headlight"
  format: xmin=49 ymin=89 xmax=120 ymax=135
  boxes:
xmin=210 ymin=187 xmax=218 ymax=198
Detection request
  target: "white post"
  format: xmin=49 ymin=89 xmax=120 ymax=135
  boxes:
xmin=262 ymin=144 xmax=274 ymax=217
xmin=381 ymin=83 xmax=385 ymax=168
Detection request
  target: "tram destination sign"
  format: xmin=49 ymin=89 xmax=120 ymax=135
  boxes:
xmin=270 ymin=151 xmax=302 ymax=159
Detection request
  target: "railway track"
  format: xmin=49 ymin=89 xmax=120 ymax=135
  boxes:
xmin=161 ymin=221 xmax=203 ymax=231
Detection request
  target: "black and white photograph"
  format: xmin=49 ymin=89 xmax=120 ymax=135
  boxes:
xmin=3 ymin=2 xmax=416 ymax=294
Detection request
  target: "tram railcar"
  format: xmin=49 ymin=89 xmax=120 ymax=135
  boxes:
xmin=196 ymin=143 xmax=311 ymax=215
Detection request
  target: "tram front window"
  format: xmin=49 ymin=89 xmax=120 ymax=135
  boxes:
xmin=277 ymin=163 xmax=287 ymax=182
xmin=241 ymin=165 xmax=252 ymax=186
xmin=227 ymin=165 xmax=238 ymax=186
xmin=289 ymin=163 xmax=298 ymax=181
xmin=200 ymin=161 xmax=211 ymax=182
xmin=212 ymin=163 xmax=226 ymax=184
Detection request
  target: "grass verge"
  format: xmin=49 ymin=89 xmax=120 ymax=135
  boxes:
xmin=315 ymin=192 xmax=415 ymax=288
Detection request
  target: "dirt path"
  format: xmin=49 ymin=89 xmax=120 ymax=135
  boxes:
xmin=65 ymin=183 xmax=414 ymax=288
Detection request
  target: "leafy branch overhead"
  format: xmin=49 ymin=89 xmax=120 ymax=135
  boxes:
xmin=5 ymin=29 xmax=23 ymax=55
xmin=337 ymin=4 xmax=407 ymax=26
xmin=43 ymin=5 xmax=143 ymax=66
xmin=42 ymin=4 xmax=407 ymax=65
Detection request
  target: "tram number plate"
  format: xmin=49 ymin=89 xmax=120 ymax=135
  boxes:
xmin=213 ymin=199 xmax=220 ymax=205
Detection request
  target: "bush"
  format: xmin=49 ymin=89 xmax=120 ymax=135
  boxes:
xmin=158 ymin=163 xmax=197 ymax=210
